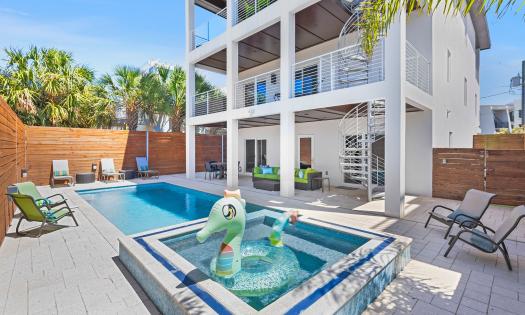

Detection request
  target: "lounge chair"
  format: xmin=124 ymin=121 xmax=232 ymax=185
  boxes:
xmin=8 ymin=183 xmax=78 ymax=237
xmin=100 ymin=158 xmax=124 ymax=182
xmin=444 ymin=205 xmax=525 ymax=271
xmin=52 ymin=160 xmax=74 ymax=187
xmin=16 ymin=182 xmax=69 ymax=208
xmin=136 ymin=157 xmax=159 ymax=179
xmin=424 ymin=189 xmax=496 ymax=239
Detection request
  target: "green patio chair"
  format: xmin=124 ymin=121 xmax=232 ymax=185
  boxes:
xmin=7 ymin=193 xmax=79 ymax=237
xmin=15 ymin=182 xmax=69 ymax=209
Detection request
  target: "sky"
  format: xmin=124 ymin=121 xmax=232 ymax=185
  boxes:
xmin=0 ymin=0 xmax=524 ymax=105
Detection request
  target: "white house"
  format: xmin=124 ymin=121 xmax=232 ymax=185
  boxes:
xmin=480 ymin=100 xmax=523 ymax=134
xmin=184 ymin=0 xmax=490 ymax=218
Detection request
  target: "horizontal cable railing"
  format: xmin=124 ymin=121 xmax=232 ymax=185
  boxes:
xmin=234 ymin=69 xmax=280 ymax=109
xmin=233 ymin=0 xmax=278 ymax=25
xmin=406 ymin=41 xmax=432 ymax=94
xmin=192 ymin=8 xmax=227 ymax=49
xmin=292 ymin=39 xmax=384 ymax=98
xmin=193 ymin=88 xmax=227 ymax=116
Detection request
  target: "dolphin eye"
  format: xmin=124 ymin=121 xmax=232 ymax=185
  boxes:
xmin=222 ymin=204 xmax=236 ymax=220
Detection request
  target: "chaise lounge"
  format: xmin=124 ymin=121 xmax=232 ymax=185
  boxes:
xmin=252 ymin=166 xmax=322 ymax=191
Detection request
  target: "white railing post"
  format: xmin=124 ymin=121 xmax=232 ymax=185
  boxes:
xmin=330 ymin=53 xmax=334 ymax=92
xmin=206 ymin=91 xmax=210 ymax=114
xmin=255 ymin=0 xmax=258 ymax=15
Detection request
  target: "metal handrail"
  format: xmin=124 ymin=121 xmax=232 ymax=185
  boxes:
xmin=233 ymin=0 xmax=278 ymax=25
xmin=406 ymin=41 xmax=432 ymax=94
xmin=234 ymin=69 xmax=280 ymax=109
xmin=192 ymin=7 xmax=227 ymax=49
xmin=193 ymin=88 xmax=227 ymax=116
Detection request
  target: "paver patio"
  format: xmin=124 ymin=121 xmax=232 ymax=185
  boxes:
xmin=0 ymin=175 xmax=523 ymax=315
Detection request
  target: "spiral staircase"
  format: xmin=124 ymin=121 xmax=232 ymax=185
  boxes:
xmin=337 ymin=1 xmax=386 ymax=201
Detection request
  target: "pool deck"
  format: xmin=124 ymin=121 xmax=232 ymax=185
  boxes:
xmin=0 ymin=174 xmax=524 ymax=315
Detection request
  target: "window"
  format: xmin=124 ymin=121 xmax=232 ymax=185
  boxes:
xmin=256 ymin=80 xmax=266 ymax=105
xmin=447 ymin=50 xmax=451 ymax=82
xmin=464 ymin=78 xmax=468 ymax=106
xmin=294 ymin=65 xmax=318 ymax=97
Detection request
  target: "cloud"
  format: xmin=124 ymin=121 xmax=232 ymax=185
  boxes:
xmin=0 ymin=7 xmax=29 ymax=16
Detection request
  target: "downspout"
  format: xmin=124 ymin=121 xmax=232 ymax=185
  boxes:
xmin=146 ymin=130 xmax=149 ymax=161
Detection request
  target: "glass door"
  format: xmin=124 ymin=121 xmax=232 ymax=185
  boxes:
xmin=246 ymin=139 xmax=267 ymax=173
xmin=245 ymin=139 xmax=255 ymax=173
xmin=257 ymin=140 xmax=267 ymax=166
xmin=297 ymin=136 xmax=313 ymax=169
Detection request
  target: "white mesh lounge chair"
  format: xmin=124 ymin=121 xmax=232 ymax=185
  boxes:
xmin=444 ymin=205 xmax=525 ymax=271
xmin=424 ymin=189 xmax=496 ymax=239
xmin=136 ymin=157 xmax=159 ymax=179
xmin=52 ymin=160 xmax=74 ymax=187
xmin=100 ymin=158 xmax=124 ymax=182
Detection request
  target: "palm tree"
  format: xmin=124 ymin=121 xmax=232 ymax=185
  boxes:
xmin=358 ymin=0 xmax=522 ymax=57
xmin=139 ymin=71 xmax=171 ymax=131
xmin=0 ymin=47 xmax=112 ymax=127
xmin=100 ymin=66 xmax=143 ymax=130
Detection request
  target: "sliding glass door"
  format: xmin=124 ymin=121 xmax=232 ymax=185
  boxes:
xmin=245 ymin=139 xmax=267 ymax=173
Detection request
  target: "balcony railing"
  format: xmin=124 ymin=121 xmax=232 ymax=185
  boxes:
xmin=233 ymin=0 xmax=278 ymax=25
xmin=235 ymin=70 xmax=280 ymax=109
xmin=193 ymin=89 xmax=227 ymax=116
xmin=192 ymin=8 xmax=227 ymax=49
xmin=292 ymin=40 xmax=384 ymax=98
xmin=406 ymin=41 xmax=431 ymax=94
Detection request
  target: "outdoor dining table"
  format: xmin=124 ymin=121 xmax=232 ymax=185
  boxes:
xmin=210 ymin=162 xmax=226 ymax=179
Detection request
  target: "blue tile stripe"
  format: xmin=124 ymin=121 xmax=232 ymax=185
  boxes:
xmin=133 ymin=223 xmax=232 ymax=315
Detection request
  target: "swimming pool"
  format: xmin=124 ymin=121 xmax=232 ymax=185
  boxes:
xmin=77 ymin=183 xmax=266 ymax=235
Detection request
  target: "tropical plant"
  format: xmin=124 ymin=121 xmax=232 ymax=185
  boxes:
xmin=100 ymin=66 xmax=143 ymax=130
xmin=358 ymin=0 xmax=523 ymax=57
xmin=0 ymin=47 xmax=115 ymax=127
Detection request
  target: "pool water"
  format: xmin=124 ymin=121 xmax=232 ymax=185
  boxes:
xmin=162 ymin=216 xmax=369 ymax=310
xmin=77 ymin=183 xmax=264 ymax=235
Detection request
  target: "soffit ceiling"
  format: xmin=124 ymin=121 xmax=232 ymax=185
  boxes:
xmin=196 ymin=0 xmax=226 ymax=13
xmin=197 ymin=0 xmax=350 ymax=72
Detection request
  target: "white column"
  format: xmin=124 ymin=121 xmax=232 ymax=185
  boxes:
xmin=226 ymin=0 xmax=234 ymax=28
xmin=186 ymin=124 xmax=196 ymax=179
xmin=226 ymin=41 xmax=239 ymax=111
xmin=280 ymin=111 xmax=295 ymax=197
xmin=185 ymin=0 xmax=195 ymax=52
xmin=384 ymin=11 xmax=407 ymax=218
xmin=226 ymin=119 xmax=239 ymax=189
xmin=280 ymin=11 xmax=295 ymax=100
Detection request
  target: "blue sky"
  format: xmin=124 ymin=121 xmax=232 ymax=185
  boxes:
xmin=0 ymin=1 xmax=523 ymax=105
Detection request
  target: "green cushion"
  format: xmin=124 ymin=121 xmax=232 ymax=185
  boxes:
xmin=254 ymin=173 xmax=280 ymax=181
xmin=272 ymin=167 xmax=280 ymax=175
xmin=294 ymin=177 xmax=308 ymax=184
xmin=53 ymin=170 xmax=68 ymax=176
xmin=253 ymin=166 xmax=262 ymax=175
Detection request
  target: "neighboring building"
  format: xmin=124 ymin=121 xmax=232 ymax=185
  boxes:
xmin=480 ymin=100 xmax=523 ymax=134
xmin=184 ymin=0 xmax=490 ymax=218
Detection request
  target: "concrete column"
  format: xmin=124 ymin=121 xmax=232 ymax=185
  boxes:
xmin=226 ymin=41 xmax=239 ymax=111
xmin=384 ymin=11 xmax=407 ymax=218
xmin=186 ymin=124 xmax=196 ymax=179
xmin=226 ymin=0 xmax=234 ymax=28
xmin=185 ymin=0 xmax=195 ymax=52
xmin=280 ymin=111 xmax=295 ymax=197
xmin=226 ymin=119 xmax=239 ymax=189
xmin=280 ymin=11 xmax=295 ymax=100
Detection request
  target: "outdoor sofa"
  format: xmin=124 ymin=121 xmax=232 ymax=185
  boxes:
xmin=252 ymin=166 xmax=322 ymax=190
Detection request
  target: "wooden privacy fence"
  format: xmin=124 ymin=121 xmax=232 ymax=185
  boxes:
xmin=0 ymin=97 xmax=224 ymax=245
xmin=433 ymin=148 xmax=525 ymax=206
xmin=0 ymin=99 xmax=26 ymax=245
xmin=473 ymin=134 xmax=525 ymax=150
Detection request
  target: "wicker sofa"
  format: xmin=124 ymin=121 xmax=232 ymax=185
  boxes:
xmin=252 ymin=166 xmax=322 ymax=190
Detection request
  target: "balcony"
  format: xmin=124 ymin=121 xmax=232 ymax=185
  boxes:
xmin=292 ymin=40 xmax=384 ymax=98
xmin=192 ymin=7 xmax=227 ymax=49
xmin=233 ymin=0 xmax=278 ymax=25
xmin=406 ymin=41 xmax=431 ymax=94
xmin=193 ymin=88 xmax=227 ymax=116
xmin=235 ymin=70 xmax=280 ymax=109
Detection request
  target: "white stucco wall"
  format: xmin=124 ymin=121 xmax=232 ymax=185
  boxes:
xmin=431 ymin=8 xmax=480 ymax=148
xmin=405 ymin=110 xmax=433 ymax=196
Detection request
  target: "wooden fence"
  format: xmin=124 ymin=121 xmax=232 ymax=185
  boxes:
xmin=433 ymin=148 xmax=525 ymax=206
xmin=0 ymin=97 xmax=224 ymax=244
xmin=0 ymin=99 xmax=25 ymax=245
xmin=473 ymin=134 xmax=525 ymax=150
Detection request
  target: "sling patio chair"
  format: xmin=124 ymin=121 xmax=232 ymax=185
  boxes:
xmin=424 ymin=189 xmax=496 ymax=239
xmin=136 ymin=157 xmax=160 ymax=179
xmin=52 ymin=160 xmax=75 ymax=187
xmin=8 ymin=192 xmax=79 ymax=237
xmin=444 ymin=205 xmax=525 ymax=271
xmin=100 ymin=158 xmax=125 ymax=182
xmin=16 ymin=181 xmax=69 ymax=209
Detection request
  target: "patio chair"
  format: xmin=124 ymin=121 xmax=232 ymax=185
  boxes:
xmin=424 ymin=189 xmax=496 ymax=239
xmin=8 ymin=191 xmax=79 ymax=237
xmin=136 ymin=157 xmax=159 ymax=179
xmin=52 ymin=160 xmax=74 ymax=187
xmin=444 ymin=205 xmax=525 ymax=271
xmin=16 ymin=182 xmax=69 ymax=208
xmin=204 ymin=161 xmax=219 ymax=180
xmin=100 ymin=158 xmax=125 ymax=182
